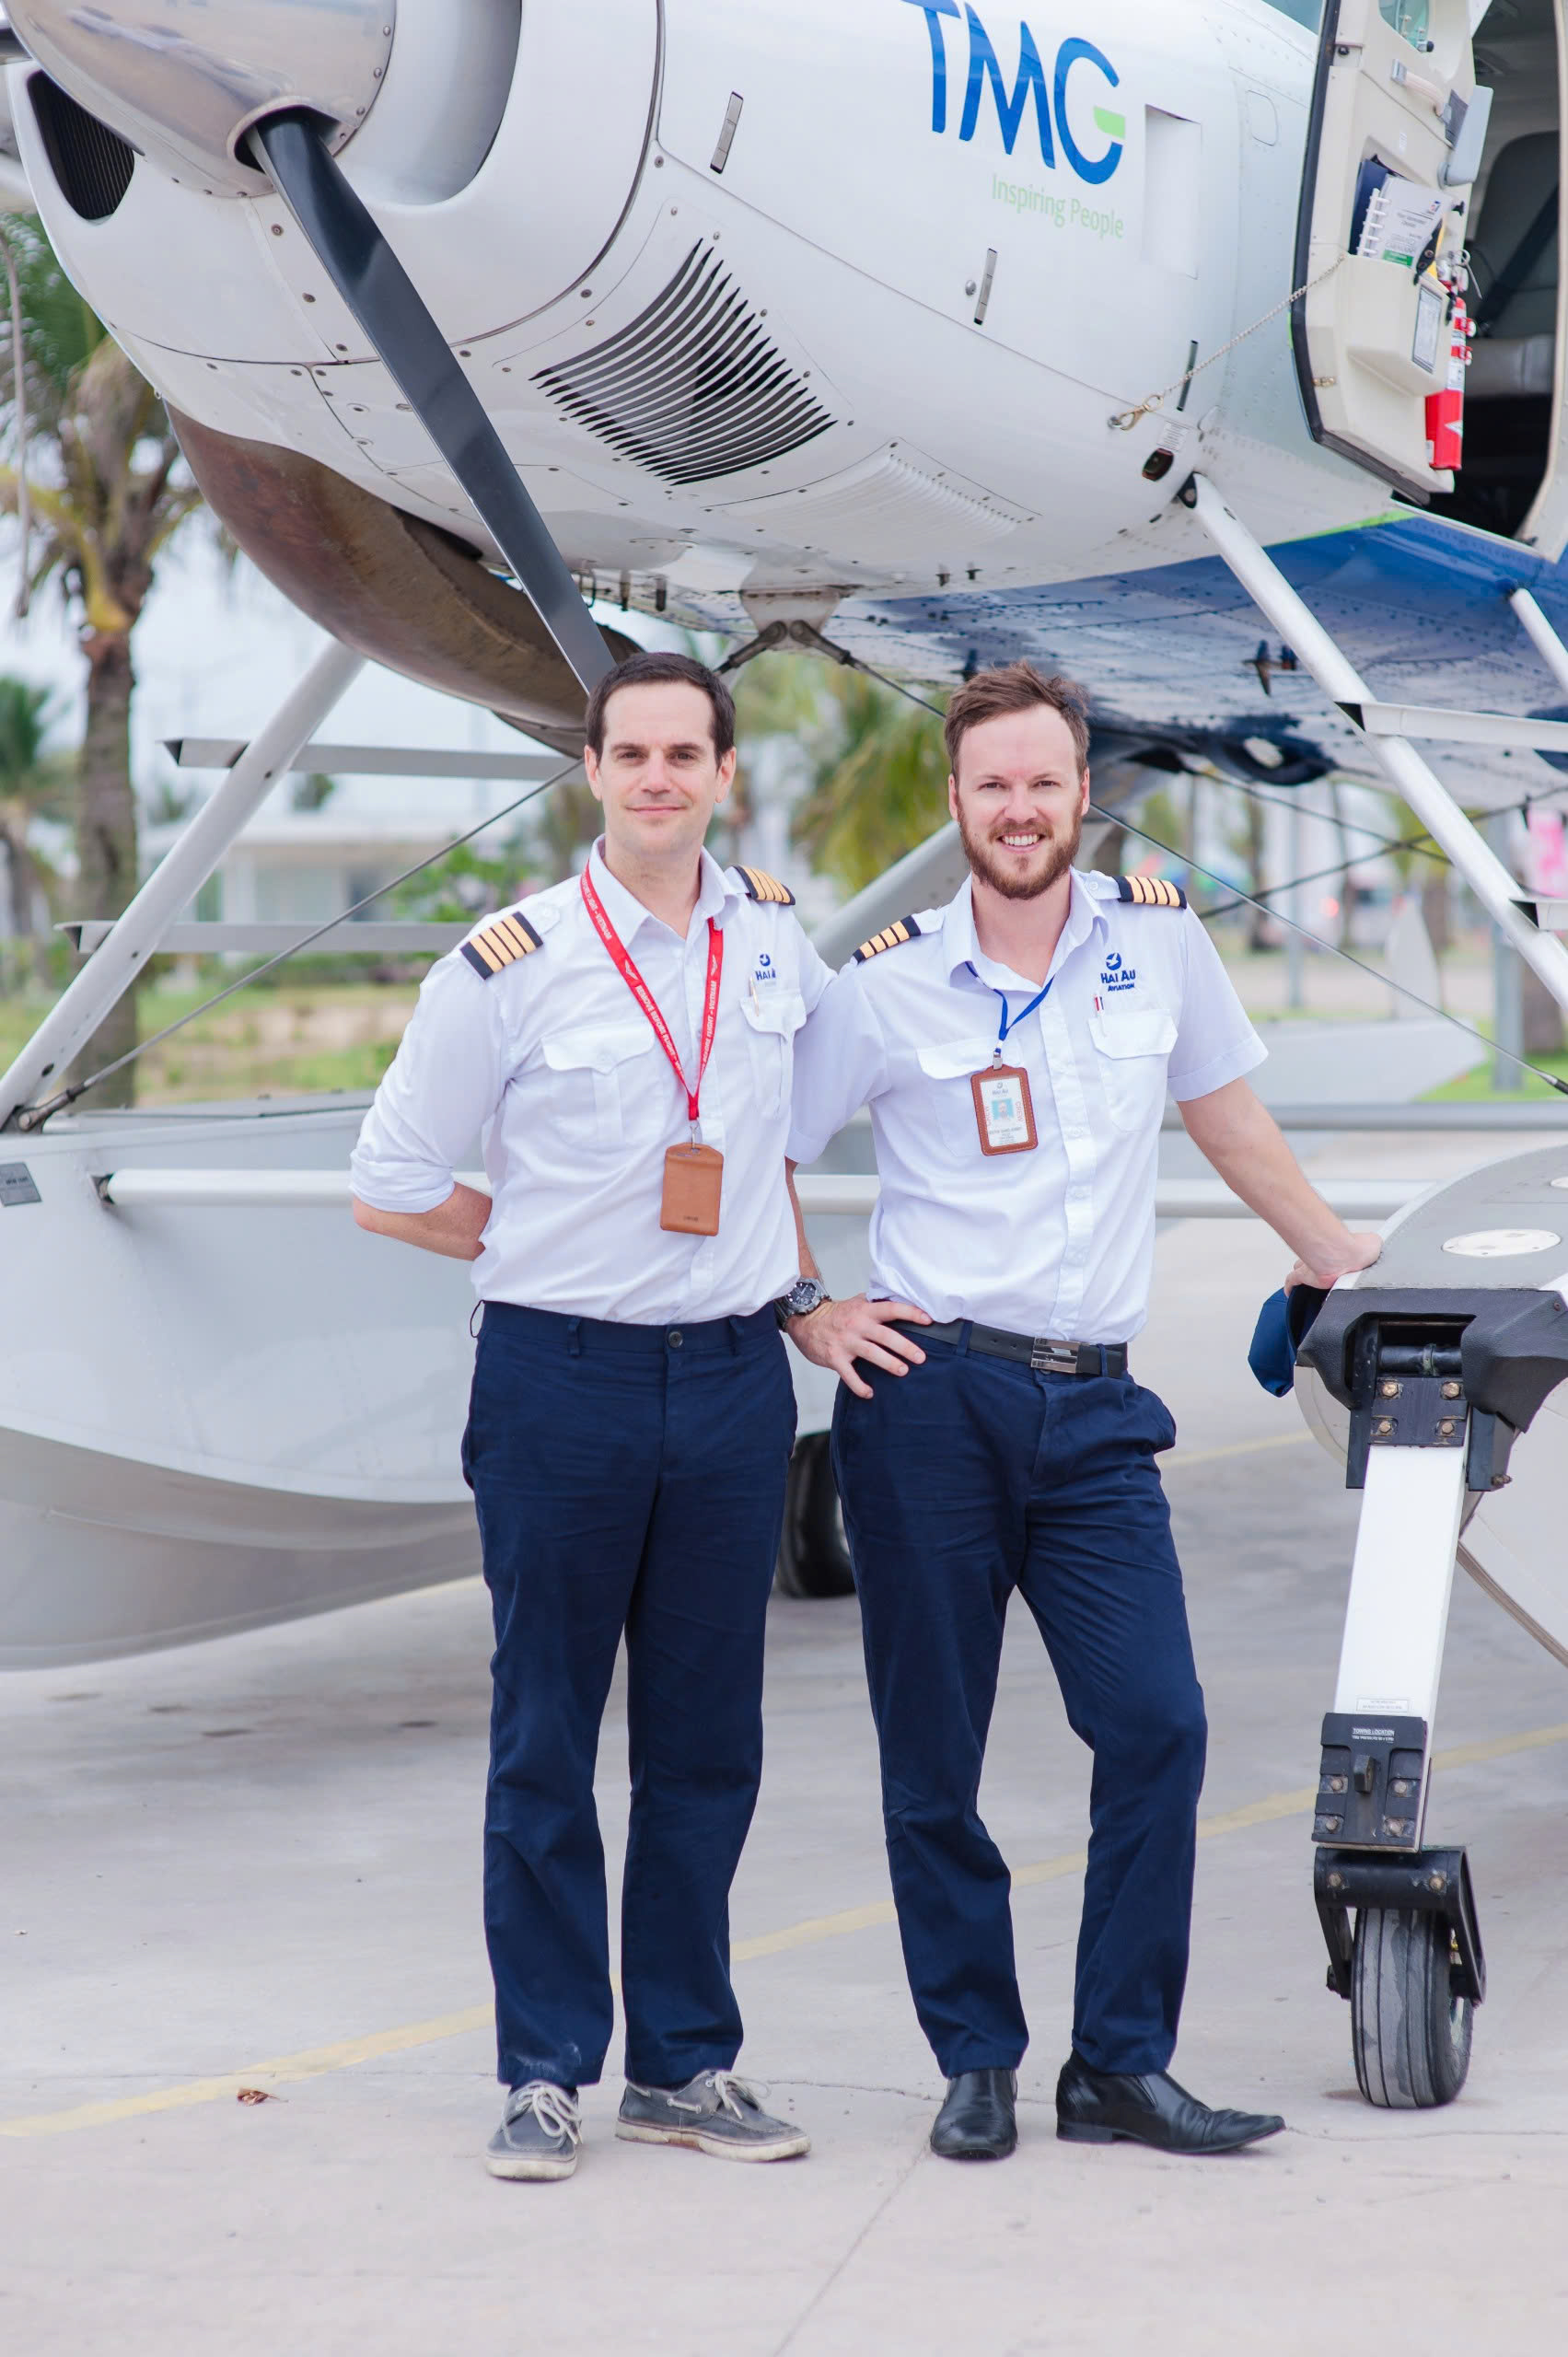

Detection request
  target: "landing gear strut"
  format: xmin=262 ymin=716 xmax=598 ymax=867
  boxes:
xmin=1298 ymin=1260 xmax=1568 ymax=2107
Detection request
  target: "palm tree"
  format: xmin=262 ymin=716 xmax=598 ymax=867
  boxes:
xmin=0 ymin=671 xmax=68 ymax=985
xmin=0 ymin=214 xmax=205 ymax=1098
xmin=775 ymin=662 xmax=950 ymax=897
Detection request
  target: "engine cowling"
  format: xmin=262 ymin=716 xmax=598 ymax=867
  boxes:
xmin=6 ymin=0 xmax=395 ymax=193
xmin=172 ymin=412 xmax=637 ymax=749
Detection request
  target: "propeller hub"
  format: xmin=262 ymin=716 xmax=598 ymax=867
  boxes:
xmin=6 ymin=0 xmax=396 ymax=193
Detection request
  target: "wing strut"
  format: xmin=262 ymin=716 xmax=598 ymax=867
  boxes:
xmin=250 ymin=112 xmax=614 ymax=700
xmin=0 ymin=638 xmax=365 ymax=1132
xmin=1186 ymin=473 xmax=1568 ymax=1018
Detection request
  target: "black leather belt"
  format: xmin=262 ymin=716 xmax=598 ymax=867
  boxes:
xmin=898 ymin=1319 xmax=1128 ymax=1377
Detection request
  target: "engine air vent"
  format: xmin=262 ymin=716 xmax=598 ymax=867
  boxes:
xmin=723 ymin=449 xmax=1023 ymax=568
xmin=29 ymin=75 xmax=134 ymax=222
xmin=533 ymin=243 xmax=834 ymax=486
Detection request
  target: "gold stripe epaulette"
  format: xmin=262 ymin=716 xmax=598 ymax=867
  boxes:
xmin=735 ymin=865 xmax=796 ymax=906
xmin=853 ymin=914 xmax=923 ymax=962
xmin=460 ymin=910 xmax=544 ymax=978
xmin=1115 ymin=875 xmax=1187 ymax=910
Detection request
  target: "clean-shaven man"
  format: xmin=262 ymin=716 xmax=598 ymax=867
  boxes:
xmin=784 ymin=662 xmax=1381 ymax=2161
xmin=351 ymin=652 xmax=830 ymax=2180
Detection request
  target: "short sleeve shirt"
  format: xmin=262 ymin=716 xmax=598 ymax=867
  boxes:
xmin=786 ymin=869 xmax=1264 ymax=1343
xmin=352 ymin=845 xmax=833 ymax=1322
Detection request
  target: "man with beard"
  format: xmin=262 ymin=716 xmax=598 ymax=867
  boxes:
xmin=783 ymin=663 xmax=1380 ymax=2163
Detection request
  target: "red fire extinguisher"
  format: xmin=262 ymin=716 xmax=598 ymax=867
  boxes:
xmin=1426 ymin=291 xmax=1469 ymax=473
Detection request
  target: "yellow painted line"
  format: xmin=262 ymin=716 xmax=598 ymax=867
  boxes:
xmin=5 ymin=1719 xmax=1565 ymax=2142
xmin=1438 ymin=1720 xmax=1568 ymax=1771
xmin=734 ymin=1902 xmax=896 ymax=1961
xmin=0 ymin=2005 xmax=493 ymax=2142
xmin=1166 ymin=1431 xmax=1315 ymax=1471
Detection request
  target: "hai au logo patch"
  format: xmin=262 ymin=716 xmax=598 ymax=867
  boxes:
xmin=1100 ymin=950 xmax=1136 ymax=993
xmin=752 ymin=952 xmax=779 ymax=987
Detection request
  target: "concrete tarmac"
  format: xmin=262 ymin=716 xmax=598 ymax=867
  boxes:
xmin=5 ymin=1207 xmax=1568 ymax=2355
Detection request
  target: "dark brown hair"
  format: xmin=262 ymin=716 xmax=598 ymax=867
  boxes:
xmin=942 ymin=661 xmax=1090 ymax=778
xmin=584 ymin=649 xmax=736 ymax=761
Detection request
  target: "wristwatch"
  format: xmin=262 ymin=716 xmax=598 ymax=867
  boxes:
xmin=773 ymin=1276 xmax=830 ymax=1329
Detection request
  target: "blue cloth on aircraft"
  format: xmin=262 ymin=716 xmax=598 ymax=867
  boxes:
xmin=463 ymin=1300 xmax=795 ymax=2092
xmin=831 ymin=1333 xmax=1206 ymax=2080
xmin=1249 ymin=1284 xmax=1328 ymax=1398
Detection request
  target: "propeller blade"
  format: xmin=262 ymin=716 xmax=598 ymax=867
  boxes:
xmin=250 ymin=110 xmax=614 ymax=697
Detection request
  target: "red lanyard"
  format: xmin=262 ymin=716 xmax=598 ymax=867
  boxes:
xmin=579 ymin=864 xmax=724 ymax=1135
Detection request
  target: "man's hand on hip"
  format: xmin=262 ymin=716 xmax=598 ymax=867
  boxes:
xmin=787 ymin=1295 xmax=932 ymax=1401
xmin=352 ymin=1179 xmax=492 ymax=1261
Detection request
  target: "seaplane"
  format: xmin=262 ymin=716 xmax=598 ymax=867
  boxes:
xmin=6 ymin=0 xmax=1568 ymax=2107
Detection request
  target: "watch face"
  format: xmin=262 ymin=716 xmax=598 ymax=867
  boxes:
xmin=788 ymin=1280 xmax=824 ymax=1315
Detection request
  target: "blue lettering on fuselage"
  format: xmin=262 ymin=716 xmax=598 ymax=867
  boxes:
xmin=899 ymin=1 xmax=1124 ymax=183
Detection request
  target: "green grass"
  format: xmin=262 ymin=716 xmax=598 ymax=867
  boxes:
xmin=1421 ymin=1051 xmax=1568 ymax=1103
xmin=0 ymin=981 xmax=416 ymax=1106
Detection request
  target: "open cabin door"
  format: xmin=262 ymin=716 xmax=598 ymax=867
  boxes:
xmin=1452 ymin=0 xmax=1568 ymax=552
xmin=1294 ymin=0 xmax=1485 ymax=502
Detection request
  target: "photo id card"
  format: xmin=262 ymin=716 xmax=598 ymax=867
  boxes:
xmin=970 ymin=1062 xmax=1038 ymax=1156
xmin=660 ymin=1142 xmax=725 ymax=1235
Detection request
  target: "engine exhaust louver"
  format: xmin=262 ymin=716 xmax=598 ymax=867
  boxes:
xmin=29 ymin=75 xmax=135 ymax=223
xmin=533 ymin=244 xmax=834 ymax=487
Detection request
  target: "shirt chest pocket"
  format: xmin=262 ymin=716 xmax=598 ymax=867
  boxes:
xmin=740 ymin=989 xmax=807 ymax=1116
xmin=914 ymin=1039 xmax=997 ymax=1155
xmin=1088 ymin=1007 xmax=1178 ymax=1133
xmin=540 ymin=1022 xmax=657 ymax=1148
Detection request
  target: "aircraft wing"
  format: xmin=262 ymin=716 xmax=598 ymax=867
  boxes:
xmin=743 ymin=508 xmax=1568 ymax=808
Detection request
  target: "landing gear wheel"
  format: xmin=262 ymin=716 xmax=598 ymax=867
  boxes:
xmin=1350 ymin=1907 xmax=1473 ymax=2108
xmin=774 ymin=1434 xmax=854 ymax=1599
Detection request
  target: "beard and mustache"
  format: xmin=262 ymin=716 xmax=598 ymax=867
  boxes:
xmin=954 ymin=796 xmax=1085 ymax=901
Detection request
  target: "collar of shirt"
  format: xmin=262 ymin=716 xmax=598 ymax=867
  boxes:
xmin=584 ymin=838 xmax=739 ymax=947
xmin=937 ymin=869 xmax=1109 ymax=1005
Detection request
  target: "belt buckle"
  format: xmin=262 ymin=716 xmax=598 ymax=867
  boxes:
xmin=1029 ymin=1336 xmax=1079 ymax=1375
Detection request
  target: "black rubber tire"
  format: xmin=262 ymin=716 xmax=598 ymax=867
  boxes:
xmin=1350 ymin=1907 xmax=1473 ymax=2108
xmin=774 ymin=1433 xmax=855 ymax=1599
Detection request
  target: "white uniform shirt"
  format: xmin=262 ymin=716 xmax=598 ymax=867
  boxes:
xmin=786 ymin=869 xmax=1265 ymax=1344
xmin=352 ymin=844 xmax=833 ymax=1323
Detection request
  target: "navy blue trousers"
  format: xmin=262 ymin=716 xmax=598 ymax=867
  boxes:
xmin=463 ymin=1303 xmax=796 ymax=2092
xmin=831 ymin=1336 xmax=1206 ymax=2079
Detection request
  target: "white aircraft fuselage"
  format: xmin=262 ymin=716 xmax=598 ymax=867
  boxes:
xmin=5 ymin=0 xmax=1386 ymax=621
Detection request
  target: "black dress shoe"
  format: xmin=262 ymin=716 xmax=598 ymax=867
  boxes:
xmin=1054 ymin=2053 xmax=1283 ymax=2154
xmin=930 ymin=2068 xmax=1018 ymax=2160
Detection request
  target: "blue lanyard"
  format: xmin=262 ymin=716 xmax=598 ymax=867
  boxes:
xmin=967 ymin=963 xmax=1052 ymax=1061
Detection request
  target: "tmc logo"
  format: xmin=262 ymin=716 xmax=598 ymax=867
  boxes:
xmin=900 ymin=3 xmax=1123 ymax=185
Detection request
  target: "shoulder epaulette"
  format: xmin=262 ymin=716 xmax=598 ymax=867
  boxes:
xmin=853 ymin=914 xmax=923 ymax=962
xmin=734 ymin=865 xmax=796 ymax=906
xmin=460 ymin=909 xmax=544 ymax=978
xmin=1115 ymin=875 xmax=1187 ymax=910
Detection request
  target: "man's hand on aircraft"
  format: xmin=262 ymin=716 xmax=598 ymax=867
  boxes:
xmin=1283 ymin=1229 xmax=1383 ymax=1294
xmin=787 ymin=1295 xmax=932 ymax=1400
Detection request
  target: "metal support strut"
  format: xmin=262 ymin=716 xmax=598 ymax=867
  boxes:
xmin=0 ymin=638 xmax=365 ymax=1132
xmin=1187 ymin=473 xmax=1568 ymax=1022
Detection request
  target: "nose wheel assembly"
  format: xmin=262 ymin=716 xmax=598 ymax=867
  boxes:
xmin=1316 ymin=1847 xmax=1481 ymax=2107
xmin=1296 ymin=1156 xmax=1568 ymax=2107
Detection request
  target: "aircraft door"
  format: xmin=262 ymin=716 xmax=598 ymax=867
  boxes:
xmin=1293 ymin=0 xmax=1482 ymax=500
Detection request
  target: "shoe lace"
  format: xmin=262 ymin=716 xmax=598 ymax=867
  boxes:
xmin=507 ymin=2081 xmax=582 ymax=2143
xmin=705 ymin=2070 xmax=766 ymax=2121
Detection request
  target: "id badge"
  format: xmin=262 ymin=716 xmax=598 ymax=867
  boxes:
xmin=660 ymin=1142 xmax=725 ymax=1235
xmin=970 ymin=1062 xmax=1037 ymax=1155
